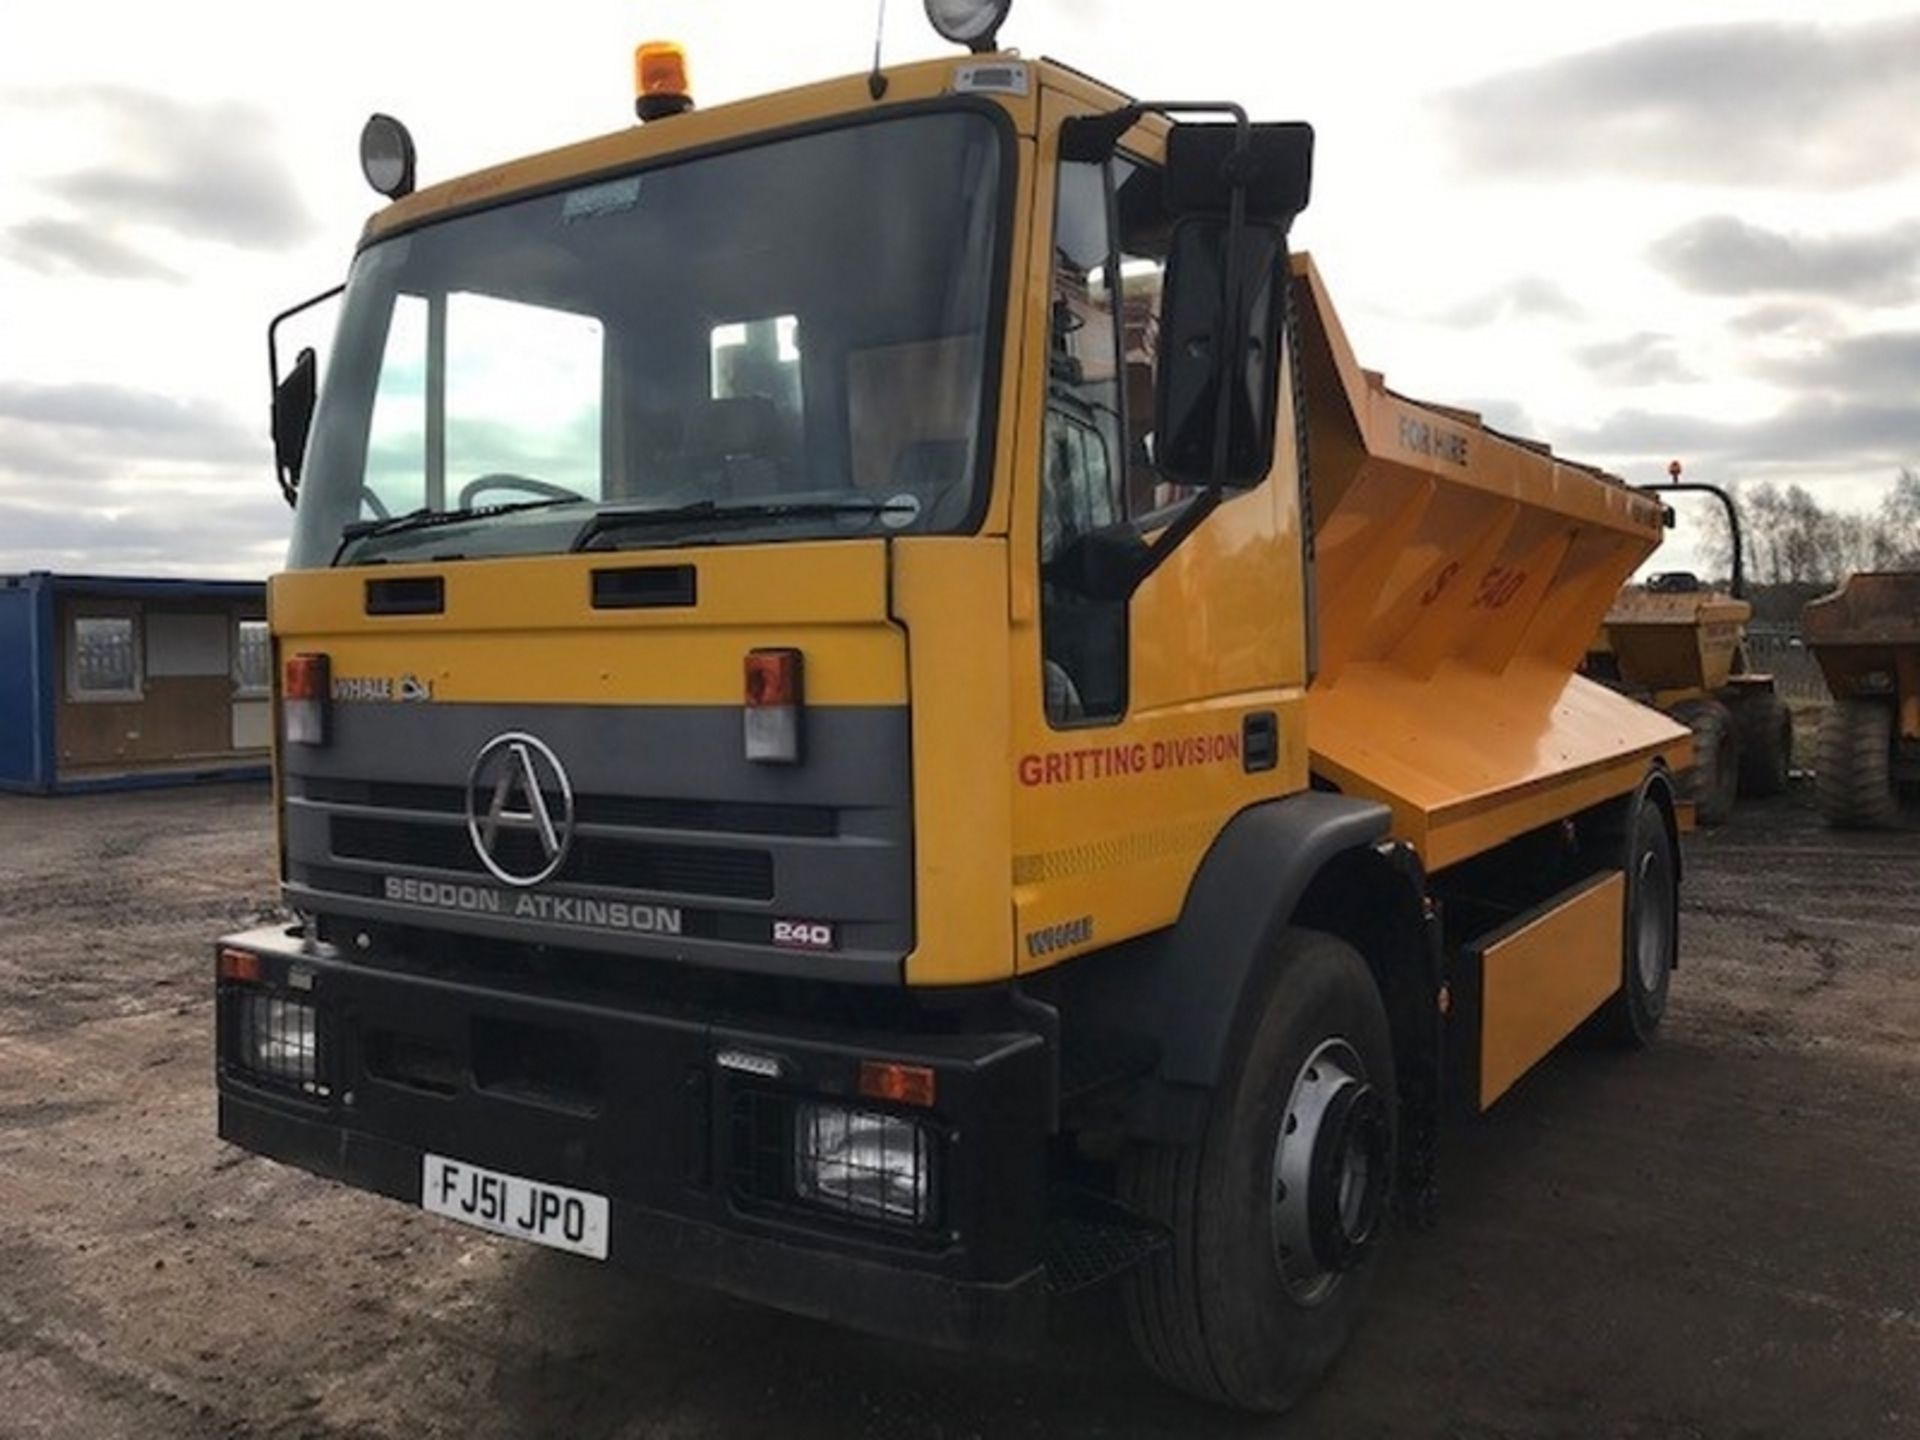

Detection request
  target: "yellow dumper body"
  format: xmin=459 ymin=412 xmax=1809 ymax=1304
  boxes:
xmin=1599 ymin=588 xmax=1751 ymax=702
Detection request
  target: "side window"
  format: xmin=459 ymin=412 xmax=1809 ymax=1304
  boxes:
xmin=1041 ymin=160 xmax=1129 ymax=726
xmin=363 ymin=293 xmax=428 ymax=521
xmin=1112 ymin=158 xmax=1194 ymax=515
xmin=70 ymin=614 xmax=141 ymax=702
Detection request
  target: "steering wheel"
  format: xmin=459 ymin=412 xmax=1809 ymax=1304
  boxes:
xmin=457 ymin=473 xmax=586 ymax=509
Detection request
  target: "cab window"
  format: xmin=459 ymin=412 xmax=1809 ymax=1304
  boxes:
xmin=1038 ymin=153 xmax=1179 ymax=725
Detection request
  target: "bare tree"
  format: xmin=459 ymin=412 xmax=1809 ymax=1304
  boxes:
xmin=1721 ymin=471 xmax=1919 ymax=587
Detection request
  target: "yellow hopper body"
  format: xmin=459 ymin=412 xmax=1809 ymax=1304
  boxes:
xmin=1292 ymin=256 xmax=1690 ymax=869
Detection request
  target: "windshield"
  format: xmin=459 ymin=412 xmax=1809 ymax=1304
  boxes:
xmin=289 ymin=109 xmax=1007 ymax=568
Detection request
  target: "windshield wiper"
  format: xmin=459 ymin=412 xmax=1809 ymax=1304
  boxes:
xmin=570 ymin=497 xmax=916 ymax=552
xmin=332 ymin=496 xmax=588 ymax=565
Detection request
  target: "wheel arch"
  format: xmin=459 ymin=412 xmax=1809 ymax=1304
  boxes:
xmin=1070 ymin=791 xmax=1442 ymax=1216
xmin=1152 ymin=792 xmax=1398 ymax=1090
xmin=1590 ymin=761 xmax=1682 ymax=887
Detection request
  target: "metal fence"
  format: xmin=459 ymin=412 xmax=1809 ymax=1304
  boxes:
xmin=1744 ymin=621 xmax=1830 ymax=705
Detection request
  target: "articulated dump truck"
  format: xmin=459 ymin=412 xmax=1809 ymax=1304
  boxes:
xmin=219 ymin=33 xmax=1688 ymax=1412
xmin=1586 ymin=474 xmax=1792 ymax=824
xmin=1805 ymin=571 xmax=1920 ymax=827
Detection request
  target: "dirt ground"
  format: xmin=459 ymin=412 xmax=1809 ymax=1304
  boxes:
xmin=2 ymin=784 xmax=1917 ymax=1439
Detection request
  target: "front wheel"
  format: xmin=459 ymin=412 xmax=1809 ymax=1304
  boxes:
xmin=1121 ymin=930 xmax=1396 ymax=1412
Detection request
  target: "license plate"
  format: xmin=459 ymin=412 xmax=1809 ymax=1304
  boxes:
xmin=420 ymin=1153 xmax=609 ymax=1259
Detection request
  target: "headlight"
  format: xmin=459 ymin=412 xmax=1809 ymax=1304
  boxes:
xmin=924 ymin=0 xmax=1012 ymax=50
xmin=237 ymin=992 xmax=320 ymax=1090
xmin=793 ymin=1102 xmax=935 ymax=1227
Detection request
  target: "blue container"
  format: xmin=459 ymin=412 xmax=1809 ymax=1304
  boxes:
xmin=0 ymin=572 xmax=270 ymax=794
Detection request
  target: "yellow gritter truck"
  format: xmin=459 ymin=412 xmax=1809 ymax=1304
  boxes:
xmin=219 ymin=16 xmax=1689 ymax=1412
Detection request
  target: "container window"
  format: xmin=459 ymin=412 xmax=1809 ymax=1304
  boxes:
xmin=234 ymin=619 xmax=271 ymax=696
xmin=69 ymin=615 xmax=141 ymax=702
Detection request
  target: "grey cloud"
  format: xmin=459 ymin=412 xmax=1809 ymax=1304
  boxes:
xmin=0 ymin=492 xmax=285 ymax=577
xmin=1728 ymin=301 xmax=1841 ymax=338
xmin=0 ymin=380 xmax=273 ymax=571
xmin=1567 ymin=398 xmax=1920 ymax=469
xmin=1577 ymin=331 xmax=1697 ymax=385
xmin=1439 ymin=277 xmax=1583 ymax=327
xmin=2 ymin=216 xmax=183 ymax=282
xmin=1650 ymin=216 xmax=1920 ymax=303
xmin=0 ymin=428 xmax=115 ymax=484
xmin=1437 ymin=17 xmax=1920 ymax=188
xmin=12 ymin=86 xmax=313 ymax=250
xmin=0 ymin=380 xmax=260 ymax=466
xmin=1761 ymin=330 xmax=1920 ymax=404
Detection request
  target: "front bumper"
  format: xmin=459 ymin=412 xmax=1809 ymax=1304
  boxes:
xmin=214 ymin=925 xmax=1050 ymax=1351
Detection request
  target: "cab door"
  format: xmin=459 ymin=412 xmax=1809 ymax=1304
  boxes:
xmin=1006 ymin=85 xmax=1312 ymax=974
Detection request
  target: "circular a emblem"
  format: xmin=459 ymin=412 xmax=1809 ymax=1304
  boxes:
xmin=464 ymin=732 xmax=576 ymax=887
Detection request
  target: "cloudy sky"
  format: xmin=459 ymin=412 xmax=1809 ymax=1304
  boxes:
xmin=1 ymin=0 xmax=1916 ymax=577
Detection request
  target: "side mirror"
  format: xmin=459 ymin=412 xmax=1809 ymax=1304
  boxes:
xmin=272 ymin=346 xmax=318 ymax=506
xmin=1164 ymin=121 xmax=1313 ymax=223
xmin=267 ymin=281 xmax=344 ymax=506
xmin=1153 ymin=216 xmax=1285 ymax=487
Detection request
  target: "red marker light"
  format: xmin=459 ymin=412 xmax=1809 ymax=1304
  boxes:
xmin=282 ymin=652 xmax=329 ymax=746
xmin=217 ymin=947 xmax=263 ymax=983
xmin=859 ymin=1060 xmax=937 ymax=1108
xmin=743 ymin=648 xmax=802 ymax=763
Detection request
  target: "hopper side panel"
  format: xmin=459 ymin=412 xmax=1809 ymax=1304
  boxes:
xmin=1308 ymin=663 xmax=1689 ymax=870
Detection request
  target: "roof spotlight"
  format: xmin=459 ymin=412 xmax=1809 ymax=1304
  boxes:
xmin=359 ymin=113 xmax=417 ymax=200
xmin=924 ymin=0 xmax=1012 ymax=52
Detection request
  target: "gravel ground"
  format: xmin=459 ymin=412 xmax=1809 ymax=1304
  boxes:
xmin=1 ymin=783 xmax=1917 ymax=1439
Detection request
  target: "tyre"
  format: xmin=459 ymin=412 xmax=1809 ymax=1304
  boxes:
xmin=1670 ymin=698 xmax=1738 ymax=826
xmin=1733 ymin=691 xmax=1792 ymax=798
xmin=1815 ymin=699 xmax=1898 ymax=829
xmin=1591 ymin=790 xmax=1678 ymax=1047
xmin=1121 ymin=930 xmax=1395 ymax=1412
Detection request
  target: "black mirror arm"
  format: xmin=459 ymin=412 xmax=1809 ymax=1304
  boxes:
xmin=267 ymin=283 xmax=344 ymax=504
xmin=1046 ymin=486 xmax=1228 ymax=603
xmin=1132 ymin=486 xmax=1225 ymax=592
xmin=1635 ymin=479 xmax=1746 ymax=601
xmin=1059 ymin=99 xmax=1251 ymax=163
xmin=1206 ymin=109 xmax=1254 ymax=495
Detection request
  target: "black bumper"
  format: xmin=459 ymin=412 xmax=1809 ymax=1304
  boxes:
xmin=214 ymin=926 xmax=1050 ymax=1352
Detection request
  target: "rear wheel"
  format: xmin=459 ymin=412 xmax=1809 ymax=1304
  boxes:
xmin=1816 ymin=699 xmax=1898 ymax=829
xmin=1121 ymin=930 xmax=1395 ymax=1413
xmin=1734 ymin=691 xmax=1792 ymax=797
xmin=1671 ymin=698 xmax=1738 ymax=826
xmin=1592 ymin=793 xmax=1678 ymax=1047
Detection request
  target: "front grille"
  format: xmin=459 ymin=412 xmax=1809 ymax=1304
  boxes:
xmin=331 ymin=815 xmax=773 ymax=900
xmin=731 ymin=1089 xmax=790 ymax=1207
xmin=298 ymin=776 xmax=835 ymax=838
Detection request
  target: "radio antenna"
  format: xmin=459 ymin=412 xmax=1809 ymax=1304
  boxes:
xmin=868 ymin=0 xmax=890 ymax=99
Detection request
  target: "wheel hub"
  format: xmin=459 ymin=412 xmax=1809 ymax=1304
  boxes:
xmin=1270 ymin=1039 xmax=1388 ymax=1303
